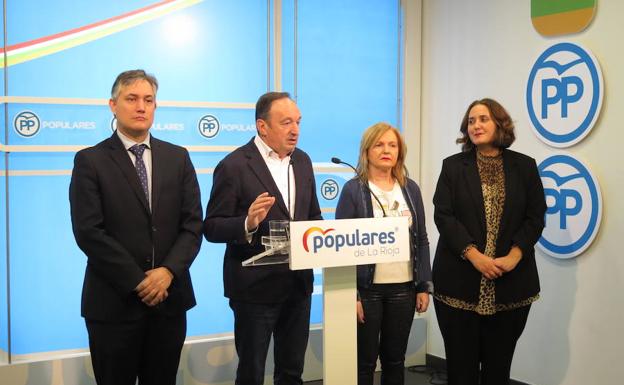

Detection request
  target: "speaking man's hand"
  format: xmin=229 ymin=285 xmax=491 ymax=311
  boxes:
xmin=246 ymin=192 xmax=276 ymax=231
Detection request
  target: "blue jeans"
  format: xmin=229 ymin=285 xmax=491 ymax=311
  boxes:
xmin=229 ymin=296 xmax=311 ymax=385
xmin=358 ymin=282 xmax=416 ymax=385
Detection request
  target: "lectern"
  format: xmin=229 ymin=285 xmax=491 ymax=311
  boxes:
xmin=243 ymin=216 xmax=410 ymax=385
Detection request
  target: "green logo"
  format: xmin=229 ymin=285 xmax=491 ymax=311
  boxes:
xmin=531 ymin=0 xmax=596 ymax=36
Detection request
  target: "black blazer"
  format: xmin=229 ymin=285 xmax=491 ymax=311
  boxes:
xmin=204 ymin=138 xmax=322 ymax=303
xmin=432 ymin=149 xmax=546 ymax=304
xmin=70 ymin=133 xmax=203 ymax=321
xmin=335 ymin=178 xmax=432 ymax=293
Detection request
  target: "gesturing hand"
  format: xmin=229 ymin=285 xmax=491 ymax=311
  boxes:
xmin=246 ymin=192 xmax=276 ymax=231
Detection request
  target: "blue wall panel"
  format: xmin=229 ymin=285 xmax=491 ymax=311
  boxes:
xmin=8 ymin=0 xmax=268 ymax=102
xmin=296 ymin=0 xmax=400 ymax=165
xmin=8 ymin=168 xmax=87 ymax=354
xmin=2 ymin=0 xmax=401 ymax=357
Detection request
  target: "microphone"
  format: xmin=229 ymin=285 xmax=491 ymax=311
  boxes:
xmin=287 ymin=157 xmax=293 ymax=220
xmin=331 ymin=157 xmax=387 ymax=217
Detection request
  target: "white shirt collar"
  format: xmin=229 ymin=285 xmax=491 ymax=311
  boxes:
xmin=117 ymin=130 xmax=151 ymax=151
xmin=254 ymin=135 xmax=291 ymax=161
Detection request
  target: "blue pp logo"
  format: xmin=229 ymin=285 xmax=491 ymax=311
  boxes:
xmin=538 ymin=154 xmax=602 ymax=259
xmin=321 ymin=179 xmax=339 ymax=200
xmin=526 ymin=43 xmax=603 ymax=148
xmin=14 ymin=111 xmax=41 ymax=137
xmin=198 ymin=115 xmax=220 ymax=139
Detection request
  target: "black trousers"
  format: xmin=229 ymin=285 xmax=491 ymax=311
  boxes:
xmin=229 ymin=295 xmax=311 ymax=385
xmin=358 ymin=283 xmax=416 ymax=385
xmin=434 ymin=299 xmax=531 ymax=385
xmin=85 ymin=312 xmax=186 ymax=385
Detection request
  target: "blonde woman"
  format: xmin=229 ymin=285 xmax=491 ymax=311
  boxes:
xmin=336 ymin=122 xmax=432 ymax=385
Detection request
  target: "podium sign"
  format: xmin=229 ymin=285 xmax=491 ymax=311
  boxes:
xmin=289 ymin=217 xmax=410 ymax=271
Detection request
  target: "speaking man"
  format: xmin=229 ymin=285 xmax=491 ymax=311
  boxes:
xmin=204 ymin=92 xmax=322 ymax=385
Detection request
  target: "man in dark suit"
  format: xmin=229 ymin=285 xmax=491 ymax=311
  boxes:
xmin=69 ymin=69 xmax=203 ymax=385
xmin=204 ymin=92 xmax=322 ymax=385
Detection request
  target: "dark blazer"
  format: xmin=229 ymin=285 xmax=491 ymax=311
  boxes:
xmin=70 ymin=132 xmax=203 ymax=321
xmin=335 ymin=178 xmax=433 ymax=293
xmin=432 ymin=149 xmax=546 ymax=304
xmin=204 ymin=138 xmax=322 ymax=303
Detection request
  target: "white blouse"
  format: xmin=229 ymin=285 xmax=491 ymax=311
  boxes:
xmin=368 ymin=181 xmax=413 ymax=284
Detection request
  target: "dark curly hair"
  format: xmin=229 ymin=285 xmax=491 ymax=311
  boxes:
xmin=456 ymin=98 xmax=515 ymax=152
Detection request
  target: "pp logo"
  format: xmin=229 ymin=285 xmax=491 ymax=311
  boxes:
xmin=538 ymin=154 xmax=602 ymax=259
xmin=14 ymin=111 xmax=41 ymax=137
xmin=526 ymin=42 xmax=603 ymax=147
xmin=321 ymin=179 xmax=339 ymax=200
xmin=198 ymin=115 xmax=220 ymax=139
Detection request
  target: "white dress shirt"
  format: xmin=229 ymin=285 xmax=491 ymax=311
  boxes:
xmin=253 ymin=135 xmax=296 ymax=217
xmin=245 ymin=135 xmax=296 ymax=235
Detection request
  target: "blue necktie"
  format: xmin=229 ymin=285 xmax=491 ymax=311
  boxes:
xmin=129 ymin=144 xmax=149 ymax=203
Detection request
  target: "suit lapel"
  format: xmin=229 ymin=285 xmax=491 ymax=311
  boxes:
xmin=244 ymin=141 xmax=290 ymax=217
xmin=291 ymin=151 xmax=306 ymax=220
xmin=499 ymin=150 xmax=518 ymax=237
xmin=150 ymin=137 xmax=162 ymax=214
xmin=107 ymin=133 xmax=151 ymax=214
xmin=462 ymin=151 xmax=487 ymax=236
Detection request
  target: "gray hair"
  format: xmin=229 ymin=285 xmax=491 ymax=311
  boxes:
xmin=110 ymin=69 xmax=158 ymax=101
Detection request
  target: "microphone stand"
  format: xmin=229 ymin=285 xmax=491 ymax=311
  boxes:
xmin=287 ymin=157 xmax=293 ymax=220
xmin=331 ymin=157 xmax=387 ymax=217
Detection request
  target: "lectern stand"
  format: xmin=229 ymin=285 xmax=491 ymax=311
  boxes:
xmin=243 ymin=217 xmax=410 ymax=385
xmin=320 ymin=264 xmax=357 ymax=384
xmin=291 ymin=217 xmax=409 ymax=385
